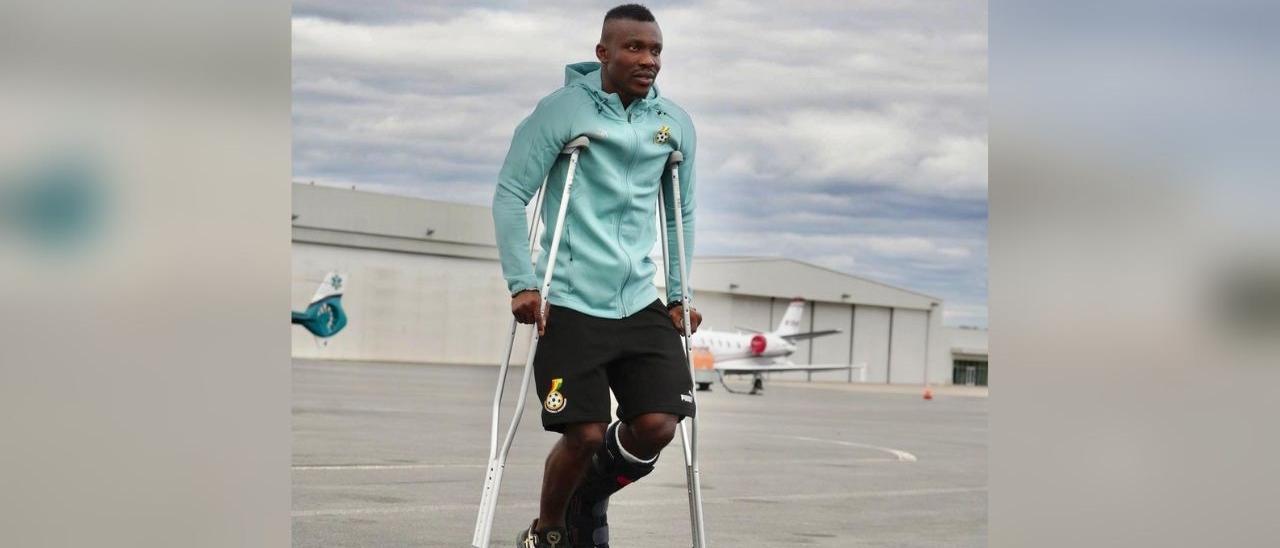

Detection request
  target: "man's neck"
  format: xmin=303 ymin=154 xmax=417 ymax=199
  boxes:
xmin=601 ymin=78 xmax=639 ymax=109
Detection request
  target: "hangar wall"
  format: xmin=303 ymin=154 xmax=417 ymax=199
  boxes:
xmin=743 ymin=299 xmax=946 ymax=384
xmin=292 ymin=248 xmax=952 ymax=383
xmin=718 ymin=296 xmax=949 ymax=385
xmin=292 ymin=248 xmax=952 ymax=384
xmin=291 ymin=184 xmax=952 ymax=384
xmin=292 ymin=242 xmax=531 ymax=365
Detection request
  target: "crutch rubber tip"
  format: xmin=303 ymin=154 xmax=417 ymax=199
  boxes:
xmin=667 ymin=150 xmax=683 ymax=166
xmin=562 ymin=135 xmax=591 ymax=153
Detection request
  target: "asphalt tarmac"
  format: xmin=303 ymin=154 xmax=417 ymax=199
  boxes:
xmin=293 ymin=359 xmax=987 ymax=547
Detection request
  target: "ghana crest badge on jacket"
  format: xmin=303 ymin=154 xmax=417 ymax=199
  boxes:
xmin=655 ymin=125 xmax=671 ymax=144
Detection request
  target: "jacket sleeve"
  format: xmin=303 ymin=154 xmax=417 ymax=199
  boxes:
xmin=662 ymin=115 xmax=696 ymax=305
xmin=491 ymin=93 xmax=577 ymax=296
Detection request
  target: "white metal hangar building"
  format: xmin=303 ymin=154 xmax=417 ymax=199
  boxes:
xmin=292 ymin=183 xmax=953 ymax=385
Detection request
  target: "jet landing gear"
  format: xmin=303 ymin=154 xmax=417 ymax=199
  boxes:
xmin=716 ymin=371 xmax=766 ymax=395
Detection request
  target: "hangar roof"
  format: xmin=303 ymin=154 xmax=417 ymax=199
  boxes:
xmin=292 ymin=183 xmax=498 ymax=260
xmin=293 ymin=183 xmax=940 ymax=310
xmin=656 ymin=256 xmax=941 ymax=310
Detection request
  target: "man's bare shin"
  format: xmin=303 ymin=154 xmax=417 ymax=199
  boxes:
xmin=538 ymin=423 xmax=605 ymax=529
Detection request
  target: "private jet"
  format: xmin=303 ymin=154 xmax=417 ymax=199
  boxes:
xmin=687 ymin=298 xmax=861 ymax=394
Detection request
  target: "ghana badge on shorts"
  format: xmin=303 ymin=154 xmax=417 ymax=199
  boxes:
xmin=544 ymin=378 xmax=567 ymax=413
xmin=655 ymin=125 xmax=671 ymax=144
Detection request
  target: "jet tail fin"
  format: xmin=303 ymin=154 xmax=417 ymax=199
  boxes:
xmin=774 ymin=298 xmax=806 ymax=336
xmin=293 ymin=272 xmax=349 ymax=338
xmin=311 ymin=272 xmax=345 ymax=304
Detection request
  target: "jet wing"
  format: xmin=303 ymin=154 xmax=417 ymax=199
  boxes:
xmin=778 ymin=329 xmax=841 ymax=342
xmin=715 ymin=362 xmax=853 ymax=374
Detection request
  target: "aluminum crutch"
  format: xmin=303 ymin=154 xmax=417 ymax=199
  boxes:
xmin=657 ymin=150 xmax=707 ymax=548
xmin=471 ymin=177 xmax=546 ymax=548
xmin=473 ymin=135 xmax=590 ymax=548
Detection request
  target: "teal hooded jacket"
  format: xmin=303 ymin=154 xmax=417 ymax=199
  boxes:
xmin=492 ymin=62 xmax=696 ymax=319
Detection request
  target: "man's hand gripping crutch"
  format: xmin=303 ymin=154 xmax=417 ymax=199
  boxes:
xmin=658 ymin=150 xmax=708 ymax=548
xmin=473 ymin=136 xmax=590 ymax=548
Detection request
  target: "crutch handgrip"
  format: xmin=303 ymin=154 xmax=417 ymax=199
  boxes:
xmin=667 ymin=150 xmax=683 ymax=166
xmin=562 ymin=136 xmax=591 ymax=153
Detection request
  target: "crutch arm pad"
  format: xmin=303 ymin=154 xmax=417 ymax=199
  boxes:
xmin=561 ymin=136 xmax=591 ymax=153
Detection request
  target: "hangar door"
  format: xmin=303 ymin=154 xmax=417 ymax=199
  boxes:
xmin=808 ymin=302 xmax=853 ymax=381
xmin=888 ymin=308 xmax=929 ymax=384
xmin=729 ymin=295 xmax=774 ymax=334
xmin=852 ymin=306 xmax=891 ymax=383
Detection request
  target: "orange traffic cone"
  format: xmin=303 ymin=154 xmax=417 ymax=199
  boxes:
xmin=922 ymin=386 xmax=934 ymax=400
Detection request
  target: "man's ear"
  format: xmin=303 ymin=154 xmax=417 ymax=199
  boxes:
xmin=595 ymin=43 xmax=608 ymax=65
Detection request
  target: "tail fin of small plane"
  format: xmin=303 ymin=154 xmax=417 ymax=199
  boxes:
xmin=774 ymin=298 xmax=805 ymax=336
xmin=293 ymin=272 xmax=348 ymax=339
xmin=772 ymin=298 xmax=842 ymax=341
xmin=310 ymin=271 xmax=345 ymax=304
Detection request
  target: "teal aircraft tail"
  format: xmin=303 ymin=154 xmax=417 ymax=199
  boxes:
xmin=292 ymin=272 xmax=348 ymax=338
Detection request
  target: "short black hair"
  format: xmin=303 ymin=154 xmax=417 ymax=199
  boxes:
xmin=604 ymin=4 xmax=656 ymax=24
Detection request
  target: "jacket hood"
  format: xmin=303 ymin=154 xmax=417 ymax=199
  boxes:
xmin=564 ymin=61 xmax=660 ymax=118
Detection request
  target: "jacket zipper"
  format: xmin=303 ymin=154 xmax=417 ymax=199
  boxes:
xmin=618 ymin=107 xmax=641 ymax=316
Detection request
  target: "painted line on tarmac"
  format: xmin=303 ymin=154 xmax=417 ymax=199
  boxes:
xmin=291 ymin=486 xmax=986 ymax=518
xmin=763 ymin=434 xmax=919 ymax=462
xmin=723 ymin=486 xmax=983 ymax=503
xmin=292 ymin=457 xmax=900 ymax=472
xmin=293 ymin=463 xmax=488 ymax=471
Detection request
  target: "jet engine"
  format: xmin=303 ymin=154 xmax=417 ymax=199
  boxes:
xmin=749 ymin=333 xmax=767 ymax=355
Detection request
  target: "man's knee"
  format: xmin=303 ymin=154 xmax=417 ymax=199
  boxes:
xmin=561 ymin=423 xmax=607 ymax=456
xmin=628 ymin=413 xmax=678 ymax=449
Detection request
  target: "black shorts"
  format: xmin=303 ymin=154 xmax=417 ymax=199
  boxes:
xmin=533 ymin=299 xmax=696 ymax=432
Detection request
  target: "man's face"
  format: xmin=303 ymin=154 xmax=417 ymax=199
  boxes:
xmin=596 ymin=19 xmax=663 ymax=103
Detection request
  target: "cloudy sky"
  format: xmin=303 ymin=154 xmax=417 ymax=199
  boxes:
xmin=292 ymin=0 xmax=988 ymax=327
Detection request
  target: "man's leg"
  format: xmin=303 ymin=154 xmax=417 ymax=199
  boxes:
xmin=567 ymin=413 xmax=680 ymax=546
xmin=617 ymin=412 xmax=679 ymax=459
xmin=567 ymin=300 xmax=697 ymax=546
xmin=521 ymin=302 xmax=614 ymax=545
xmin=538 ymin=422 xmax=607 ymax=529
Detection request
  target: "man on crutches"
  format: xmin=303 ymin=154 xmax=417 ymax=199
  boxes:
xmin=489 ymin=5 xmax=701 ymax=547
